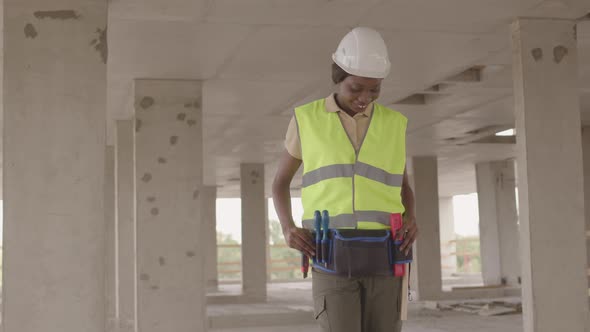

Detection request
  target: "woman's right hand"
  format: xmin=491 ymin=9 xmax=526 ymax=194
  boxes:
xmin=283 ymin=225 xmax=315 ymax=258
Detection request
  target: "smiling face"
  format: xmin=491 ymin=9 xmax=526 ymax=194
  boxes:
xmin=335 ymin=75 xmax=382 ymax=115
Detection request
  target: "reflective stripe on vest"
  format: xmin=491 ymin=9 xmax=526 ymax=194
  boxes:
xmin=302 ymin=162 xmax=404 ymax=188
xmin=301 ymin=210 xmax=394 ymax=229
xmin=295 ymin=98 xmax=407 ymax=229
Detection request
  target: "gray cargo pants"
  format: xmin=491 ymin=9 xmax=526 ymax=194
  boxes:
xmin=312 ymin=269 xmax=403 ymax=332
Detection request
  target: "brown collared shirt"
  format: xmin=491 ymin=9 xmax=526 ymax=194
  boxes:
xmin=285 ymin=93 xmax=374 ymax=159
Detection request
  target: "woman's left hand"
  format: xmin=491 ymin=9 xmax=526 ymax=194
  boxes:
xmin=399 ymin=214 xmax=418 ymax=255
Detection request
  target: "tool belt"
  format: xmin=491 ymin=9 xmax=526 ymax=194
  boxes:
xmin=312 ymin=229 xmax=413 ymax=278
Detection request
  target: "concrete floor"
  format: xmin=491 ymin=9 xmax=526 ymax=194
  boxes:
xmin=208 ymin=282 xmax=523 ymax=332
xmin=212 ymin=314 xmax=523 ymax=332
xmin=211 ymin=310 xmax=522 ymax=332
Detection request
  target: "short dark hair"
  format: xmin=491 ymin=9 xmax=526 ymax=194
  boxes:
xmin=332 ymin=62 xmax=350 ymax=84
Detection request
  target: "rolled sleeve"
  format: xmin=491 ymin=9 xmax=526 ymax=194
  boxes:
xmin=284 ymin=115 xmax=302 ymax=160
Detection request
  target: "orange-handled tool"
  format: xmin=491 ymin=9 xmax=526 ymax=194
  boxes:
xmin=390 ymin=213 xmax=405 ymax=277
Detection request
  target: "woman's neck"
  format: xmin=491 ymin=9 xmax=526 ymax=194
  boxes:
xmin=334 ymin=94 xmax=356 ymax=117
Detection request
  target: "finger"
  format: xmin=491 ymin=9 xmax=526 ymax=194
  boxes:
xmin=295 ymin=228 xmax=314 ymax=245
xmin=287 ymin=233 xmax=308 ymax=250
xmin=293 ymin=238 xmax=314 ymax=257
xmin=403 ymin=233 xmax=418 ymax=255
xmin=397 ymin=224 xmax=407 ymax=241
xmin=292 ymin=239 xmax=314 ymax=258
xmin=302 ymin=229 xmax=314 ymax=243
xmin=398 ymin=224 xmax=410 ymax=248
xmin=287 ymin=229 xmax=313 ymax=251
xmin=293 ymin=233 xmax=315 ymax=256
xmin=295 ymin=230 xmax=315 ymax=247
xmin=400 ymin=227 xmax=416 ymax=251
xmin=405 ymin=240 xmax=415 ymax=255
xmin=403 ymin=227 xmax=418 ymax=248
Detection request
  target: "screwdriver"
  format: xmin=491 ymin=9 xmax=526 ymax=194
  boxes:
xmin=321 ymin=210 xmax=330 ymax=266
xmin=314 ymin=210 xmax=322 ymax=263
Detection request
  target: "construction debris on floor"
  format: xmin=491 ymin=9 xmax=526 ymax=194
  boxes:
xmin=426 ymin=300 xmax=522 ymax=316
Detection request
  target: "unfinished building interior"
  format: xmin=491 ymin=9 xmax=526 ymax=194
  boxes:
xmin=3 ymin=1 xmax=590 ymax=332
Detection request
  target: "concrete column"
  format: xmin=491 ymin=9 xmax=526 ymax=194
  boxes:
xmin=476 ymin=161 xmax=520 ymax=287
xmin=583 ymin=127 xmax=590 ymax=308
xmin=407 ymin=173 xmax=420 ymax=297
xmin=475 ymin=163 xmax=502 ymax=285
xmin=439 ymin=197 xmax=457 ymax=278
xmin=3 ymin=2 xmax=107 ymax=331
xmin=134 ymin=79 xmax=205 ymax=332
xmin=105 ymin=146 xmax=118 ymax=332
xmin=116 ymin=120 xmax=137 ymax=332
xmin=202 ymin=186 xmax=219 ymax=291
xmin=266 ymin=199 xmax=272 ymax=282
xmin=241 ymin=163 xmax=268 ymax=301
xmin=412 ymin=156 xmax=442 ymax=300
xmin=512 ymin=18 xmax=588 ymax=332
xmin=583 ymin=127 xmax=590 ymax=272
xmin=495 ymin=161 xmax=520 ymax=287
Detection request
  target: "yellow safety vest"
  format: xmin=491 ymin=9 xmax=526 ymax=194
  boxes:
xmin=295 ymin=99 xmax=407 ymax=229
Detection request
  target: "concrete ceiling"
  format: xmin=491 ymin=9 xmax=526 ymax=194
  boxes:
xmin=107 ymin=0 xmax=590 ymax=198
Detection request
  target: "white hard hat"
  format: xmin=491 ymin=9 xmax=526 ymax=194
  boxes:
xmin=332 ymin=27 xmax=391 ymax=79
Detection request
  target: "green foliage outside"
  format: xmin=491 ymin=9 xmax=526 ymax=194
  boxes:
xmin=216 ymin=220 xmax=302 ymax=283
xmin=217 ymin=232 xmax=242 ymax=283
xmin=455 ymin=236 xmax=481 ymax=273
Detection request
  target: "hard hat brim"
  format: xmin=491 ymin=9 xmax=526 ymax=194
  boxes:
xmin=332 ymin=53 xmax=390 ymax=79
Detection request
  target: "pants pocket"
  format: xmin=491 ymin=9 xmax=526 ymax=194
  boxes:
xmin=313 ymin=295 xmax=331 ymax=332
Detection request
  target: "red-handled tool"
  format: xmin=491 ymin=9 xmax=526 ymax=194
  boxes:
xmin=301 ymin=253 xmax=309 ymax=278
xmin=390 ymin=213 xmax=405 ymax=277
xmin=391 ymin=212 xmax=410 ymax=321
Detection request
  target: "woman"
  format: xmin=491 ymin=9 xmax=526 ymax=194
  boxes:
xmin=272 ymin=27 xmax=418 ymax=332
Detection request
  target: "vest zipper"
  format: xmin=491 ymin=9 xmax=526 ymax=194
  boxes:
xmin=337 ymin=107 xmax=376 ymax=228
xmin=352 ymin=153 xmax=358 ymax=227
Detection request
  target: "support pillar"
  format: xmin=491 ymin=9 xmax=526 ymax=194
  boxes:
xmin=512 ymin=18 xmax=588 ymax=331
xmin=495 ymin=161 xmax=520 ymax=287
xmin=266 ymin=199 xmax=272 ymax=283
xmin=134 ymin=80 xmax=206 ymax=332
xmin=439 ymin=197 xmax=457 ymax=278
xmin=116 ymin=120 xmax=137 ymax=332
xmin=476 ymin=161 xmax=520 ymax=287
xmin=202 ymin=186 xmax=219 ymax=292
xmin=412 ymin=156 xmax=442 ymax=300
xmin=584 ymin=127 xmax=590 ymax=274
xmin=476 ymin=162 xmax=502 ymax=286
xmin=3 ymin=1 xmax=108 ymax=331
xmin=241 ymin=163 xmax=268 ymax=301
xmin=105 ymin=146 xmax=117 ymax=332
xmin=475 ymin=163 xmax=502 ymax=286
xmin=583 ymin=126 xmax=590 ymax=307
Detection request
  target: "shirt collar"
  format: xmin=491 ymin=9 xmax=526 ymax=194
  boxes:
xmin=325 ymin=93 xmax=373 ymax=117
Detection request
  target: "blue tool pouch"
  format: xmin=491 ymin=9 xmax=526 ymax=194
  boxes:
xmin=312 ymin=229 xmax=413 ymax=278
